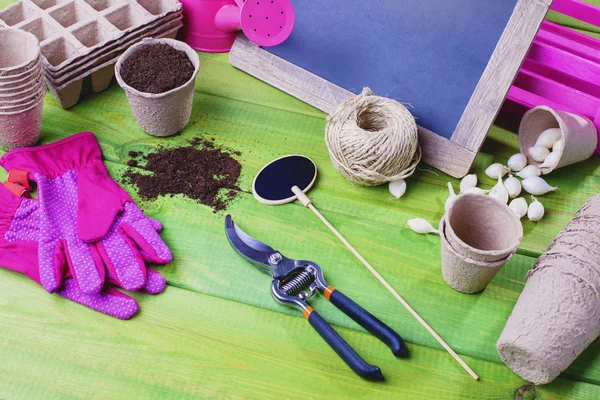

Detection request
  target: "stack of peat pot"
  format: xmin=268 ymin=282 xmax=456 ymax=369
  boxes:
xmin=498 ymin=194 xmax=600 ymax=385
xmin=0 ymin=0 xmax=183 ymax=108
xmin=440 ymin=193 xmax=523 ymax=294
xmin=0 ymin=29 xmax=45 ymax=149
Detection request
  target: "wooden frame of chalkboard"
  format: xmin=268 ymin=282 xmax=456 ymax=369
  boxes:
xmin=229 ymin=0 xmax=553 ymax=178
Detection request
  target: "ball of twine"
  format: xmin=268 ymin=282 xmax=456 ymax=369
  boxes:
xmin=325 ymin=87 xmax=421 ymax=186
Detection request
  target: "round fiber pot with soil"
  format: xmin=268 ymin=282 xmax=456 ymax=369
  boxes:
xmin=115 ymin=38 xmax=200 ymax=137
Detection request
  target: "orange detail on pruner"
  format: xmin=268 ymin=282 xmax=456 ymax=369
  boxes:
xmin=324 ymin=286 xmax=336 ymax=300
xmin=303 ymin=306 xmax=314 ymax=319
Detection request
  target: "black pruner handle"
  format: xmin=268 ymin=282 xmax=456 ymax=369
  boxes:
xmin=305 ymin=307 xmax=384 ymax=381
xmin=325 ymin=287 xmax=409 ymax=358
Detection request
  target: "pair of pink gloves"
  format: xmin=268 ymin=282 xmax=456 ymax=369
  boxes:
xmin=0 ymin=132 xmax=172 ymax=319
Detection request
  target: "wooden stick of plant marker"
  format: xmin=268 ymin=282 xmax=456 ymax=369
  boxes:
xmin=291 ymin=186 xmax=480 ymax=380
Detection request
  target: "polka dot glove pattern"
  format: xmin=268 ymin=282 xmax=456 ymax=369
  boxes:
xmin=0 ymin=187 xmax=147 ymax=319
xmin=0 ymin=133 xmax=173 ymax=319
xmin=6 ymin=171 xmax=171 ymax=295
xmin=35 ymin=170 xmax=105 ymax=294
xmin=94 ymin=202 xmax=172 ymax=292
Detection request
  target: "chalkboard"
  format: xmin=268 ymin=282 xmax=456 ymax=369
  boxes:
xmin=230 ymin=0 xmax=553 ymax=178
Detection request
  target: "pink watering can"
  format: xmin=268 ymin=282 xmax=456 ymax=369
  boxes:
xmin=179 ymin=0 xmax=295 ymax=52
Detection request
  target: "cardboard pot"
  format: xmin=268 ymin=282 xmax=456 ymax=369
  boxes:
xmin=497 ymin=194 xmax=600 ymax=385
xmin=497 ymin=266 xmax=600 ymax=385
xmin=440 ymin=217 xmax=514 ymax=294
xmin=115 ymin=38 xmax=200 ymax=137
xmin=0 ymin=99 xmax=43 ymax=150
xmin=0 ymin=29 xmax=40 ymax=77
xmin=445 ymin=193 xmax=523 ymax=263
xmin=519 ymin=106 xmax=598 ymax=174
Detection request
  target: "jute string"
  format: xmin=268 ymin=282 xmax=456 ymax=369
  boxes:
xmin=325 ymin=87 xmax=421 ymax=186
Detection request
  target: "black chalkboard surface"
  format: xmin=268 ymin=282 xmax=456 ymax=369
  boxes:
xmin=230 ymin=0 xmax=553 ymax=178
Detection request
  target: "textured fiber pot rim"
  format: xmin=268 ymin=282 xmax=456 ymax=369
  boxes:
xmin=0 ymin=77 xmax=45 ymax=100
xmin=0 ymin=56 xmax=42 ymax=81
xmin=519 ymin=107 xmax=564 ymax=170
xmin=497 ymin=343 xmax=553 ymax=384
xmin=0 ymin=85 xmax=45 ymax=107
xmin=0 ymin=93 xmax=44 ymax=116
xmin=0 ymin=67 xmax=44 ymax=93
xmin=0 ymin=29 xmax=41 ymax=76
xmin=518 ymin=106 xmax=598 ymax=174
xmin=440 ymin=218 xmax=514 ymax=268
xmin=115 ymin=38 xmax=200 ymax=98
xmin=0 ymin=56 xmax=42 ymax=82
xmin=445 ymin=193 xmax=523 ymax=257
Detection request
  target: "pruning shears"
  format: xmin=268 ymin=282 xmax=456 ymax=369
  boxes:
xmin=225 ymin=215 xmax=408 ymax=381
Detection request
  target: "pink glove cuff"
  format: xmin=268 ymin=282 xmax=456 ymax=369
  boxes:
xmin=0 ymin=132 xmax=102 ymax=179
xmin=0 ymin=132 xmax=133 ymax=242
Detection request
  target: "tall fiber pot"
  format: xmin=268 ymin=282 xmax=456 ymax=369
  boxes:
xmin=497 ymin=194 xmax=600 ymax=385
xmin=115 ymin=38 xmax=200 ymax=137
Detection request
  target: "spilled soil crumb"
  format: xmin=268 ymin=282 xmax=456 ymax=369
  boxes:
xmin=123 ymin=138 xmax=241 ymax=212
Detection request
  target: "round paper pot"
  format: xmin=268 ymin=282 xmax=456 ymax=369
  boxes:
xmin=115 ymin=38 xmax=200 ymax=137
xmin=519 ymin=106 xmax=598 ymax=174
xmin=445 ymin=193 xmax=523 ymax=262
xmin=0 ymin=99 xmax=43 ymax=150
xmin=0 ymin=29 xmax=41 ymax=77
xmin=0 ymin=59 xmax=43 ymax=88
xmin=440 ymin=218 xmax=514 ymax=294
xmin=497 ymin=266 xmax=600 ymax=385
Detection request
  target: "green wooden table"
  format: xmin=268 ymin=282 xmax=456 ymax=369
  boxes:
xmin=1 ymin=2 xmax=600 ymax=398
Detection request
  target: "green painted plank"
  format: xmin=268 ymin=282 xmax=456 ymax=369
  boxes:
xmin=0 ymin=40 xmax=597 ymax=384
xmin=0 ymin=0 xmax=598 ymax=396
xmin=1 ymin=272 xmax=599 ymax=400
xmin=547 ymin=0 xmax=600 ymax=37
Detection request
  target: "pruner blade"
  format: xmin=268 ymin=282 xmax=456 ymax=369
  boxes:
xmin=225 ymin=215 xmax=298 ymax=278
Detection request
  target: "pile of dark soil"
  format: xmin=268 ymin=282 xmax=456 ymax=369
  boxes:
xmin=123 ymin=139 xmax=242 ymax=212
xmin=120 ymin=43 xmax=195 ymax=94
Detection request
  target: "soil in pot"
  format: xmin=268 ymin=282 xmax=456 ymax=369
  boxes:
xmin=119 ymin=43 xmax=195 ymax=94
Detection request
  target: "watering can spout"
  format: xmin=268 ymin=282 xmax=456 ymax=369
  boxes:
xmin=215 ymin=4 xmax=243 ymax=32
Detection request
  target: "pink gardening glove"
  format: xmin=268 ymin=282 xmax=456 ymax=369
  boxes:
xmin=0 ymin=186 xmax=149 ymax=319
xmin=0 ymin=132 xmax=172 ymax=294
